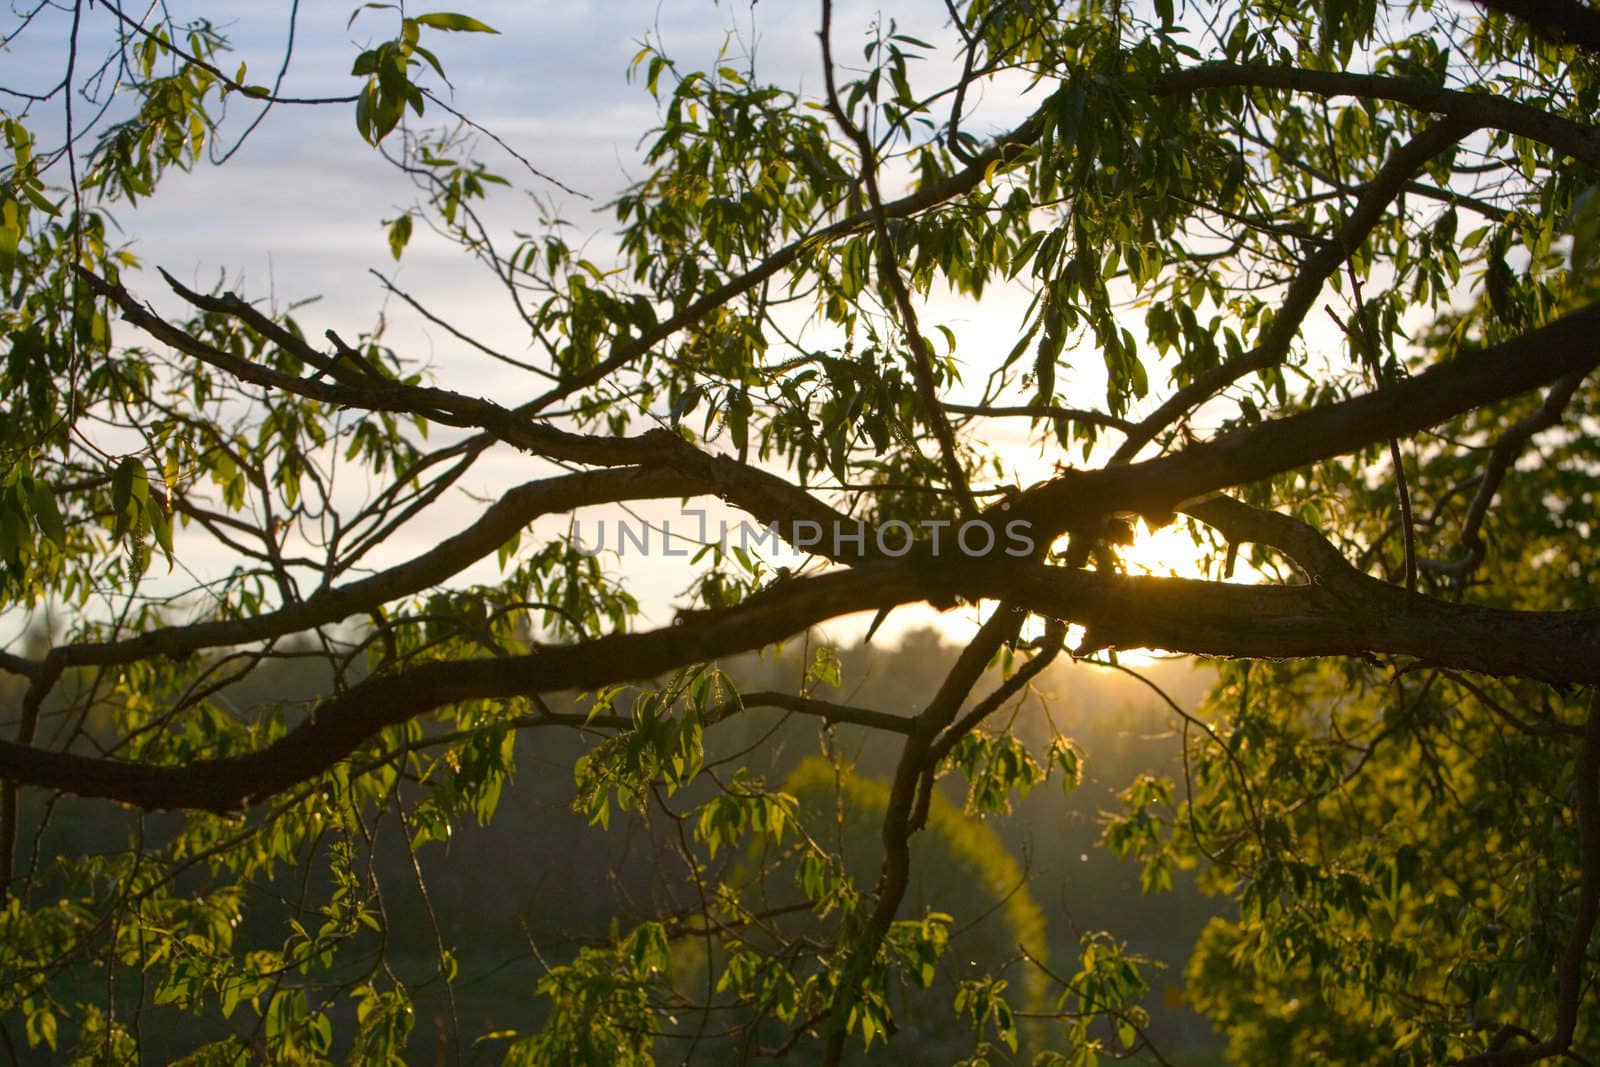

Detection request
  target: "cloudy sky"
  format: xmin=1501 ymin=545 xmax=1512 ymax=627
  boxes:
xmin=25 ymin=2 xmax=998 ymax=331
xmin=6 ymin=1 xmax=1210 ymax=647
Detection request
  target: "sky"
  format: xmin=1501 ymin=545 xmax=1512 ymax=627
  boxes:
xmin=5 ymin=1 xmax=1228 ymax=651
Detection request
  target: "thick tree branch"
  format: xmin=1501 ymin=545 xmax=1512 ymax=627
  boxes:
xmin=1 ymin=557 xmax=1597 ymax=812
xmin=6 ymin=296 xmax=1596 ymax=811
xmin=26 ymin=290 xmax=1595 ymax=719
xmin=2 ymin=446 xmax=864 ymax=711
xmin=1013 ymin=301 xmax=1600 ymax=538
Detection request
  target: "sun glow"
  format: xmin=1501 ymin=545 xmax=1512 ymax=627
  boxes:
xmin=1117 ymin=518 xmax=1214 ymax=580
xmin=1068 ymin=517 xmax=1225 ymax=666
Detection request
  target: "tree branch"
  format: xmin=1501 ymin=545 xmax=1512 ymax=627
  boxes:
xmin=1180 ymin=493 xmax=1371 ymax=588
xmin=1013 ymin=300 xmax=1600 ymax=538
xmin=1474 ymin=0 xmax=1600 ymax=56
xmin=821 ymin=601 xmax=1024 ymax=1065
xmin=2 ymin=558 xmax=1598 ymax=812
xmin=520 ymin=74 xmax=1052 ymax=415
xmin=11 ymin=466 xmax=701 ymax=677
xmin=942 ymin=401 xmax=1134 ymax=432
xmin=7 ymin=293 xmax=1598 ymax=811
xmin=818 ymin=0 xmax=976 ymax=516
xmin=1156 ymin=64 xmax=1600 ymax=170
xmin=1109 ymin=115 xmax=1479 ymax=463
xmin=1420 ymin=369 xmax=1589 ymax=583
xmin=928 ymin=620 xmax=1067 ymax=772
xmin=1458 ymin=688 xmax=1600 ymax=1065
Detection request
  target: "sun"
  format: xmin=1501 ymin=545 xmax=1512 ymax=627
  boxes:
xmin=1060 ymin=517 xmax=1219 ymax=665
xmin=1117 ymin=518 xmax=1213 ymax=580
xmin=1043 ymin=516 xmax=1215 ymax=580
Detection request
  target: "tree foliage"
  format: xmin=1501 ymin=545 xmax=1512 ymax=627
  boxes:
xmin=2 ymin=0 xmax=1599 ymax=1062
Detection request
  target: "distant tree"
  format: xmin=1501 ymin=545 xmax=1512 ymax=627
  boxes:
xmin=1 ymin=0 xmax=1598 ymax=1062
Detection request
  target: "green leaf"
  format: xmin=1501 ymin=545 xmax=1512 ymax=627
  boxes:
xmin=669 ymin=384 xmax=702 ymax=427
xmin=413 ymin=12 xmax=499 ymax=33
xmin=147 ymin=494 xmax=175 ymax=561
xmin=28 ymin=482 xmax=66 ymax=547
xmin=0 ymin=199 xmax=19 ymax=275
xmin=18 ymin=179 xmax=60 ymax=217
xmin=111 ymin=456 xmax=141 ymax=541
xmin=1569 ymin=184 xmax=1600 ymax=279
xmin=387 ymin=213 xmax=413 ymax=260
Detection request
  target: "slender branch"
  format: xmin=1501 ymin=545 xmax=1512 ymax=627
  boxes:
xmin=821 ymin=602 xmax=1024 ymax=1065
xmin=368 ymin=269 xmax=558 ymax=380
xmin=1421 ymin=370 xmax=1589 ymax=583
xmin=418 ymin=87 xmax=587 ymax=199
xmin=1474 ymin=0 xmax=1600 ymax=56
xmin=910 ymin=618 xmax=1068 ymax=836
xmin=1110 ymin=116 xmax=1478 ymax=463
xmin=81 ymin=267 xmax=870 ymax=563
xmin=1392 ymin=436 xmax=1420 ymax=592
xmin=942 ymin=401 xmax=1134 ymax=432
xmin=13 ymin=466 xmax=702 ymax=676
xmin=519 ymin=74 xmax=1052 ymax=415
xmin=928 ymin=620 xmax=1067 ymax=769
xmin=707 ymin=690 xmax=915 ymax=735
xmin=1458 ymin=688 xmax=1600 ymax=1065
xmin=818 ymin=0 xmax=976 ymax=516
xmin=94 ymin=2 xmax=359 ymax=104
xmin=1156 ymin=64 xmax=1600 ymax=170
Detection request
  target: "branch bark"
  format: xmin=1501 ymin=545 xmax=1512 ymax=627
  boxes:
xmin=2 ymin=556 xmax=1598 ymax=812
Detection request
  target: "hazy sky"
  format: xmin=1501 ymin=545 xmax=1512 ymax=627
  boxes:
xmin=7 ymin=2 xmax=1208 ymax=647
